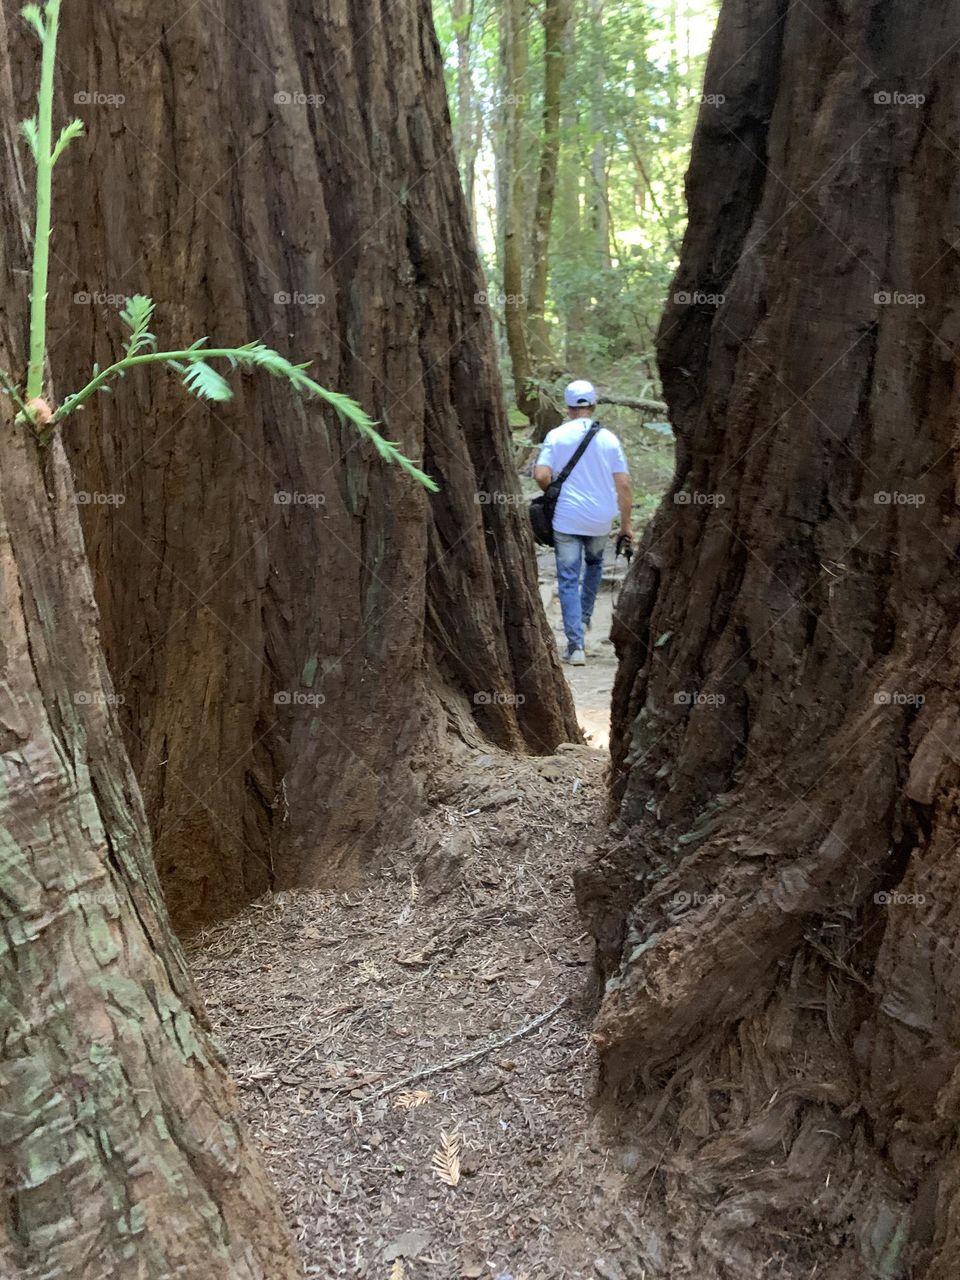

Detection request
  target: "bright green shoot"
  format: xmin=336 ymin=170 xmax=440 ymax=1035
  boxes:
xmin=3 ymin=1 xmax=438 ymax=494
xmin=20 ymin=0 xmax=80 ymax=403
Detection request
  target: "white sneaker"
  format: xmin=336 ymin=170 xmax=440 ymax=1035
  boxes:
xmin=564 ymin=648 xmax=586 ymax=667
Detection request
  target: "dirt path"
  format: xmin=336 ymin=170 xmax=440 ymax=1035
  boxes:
xmin=536 ymin=541 xmax=625 ymax=751
xmin=189 ymin=733 xmax=648 ymax=1279
xmin=188 ymin=553 xmax=639 ymax=1278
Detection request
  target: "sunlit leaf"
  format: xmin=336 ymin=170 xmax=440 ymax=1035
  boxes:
xmin=181 ymin=359 xmax=233 ymax=403
xmin=51 ymin=117 xmax=85 ymax=165
xmin=21 ymin=5 xmax=45 ymax=40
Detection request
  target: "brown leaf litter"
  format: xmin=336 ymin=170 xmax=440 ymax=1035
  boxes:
xmin=189 ymin=741 xmax=645 ymax=1278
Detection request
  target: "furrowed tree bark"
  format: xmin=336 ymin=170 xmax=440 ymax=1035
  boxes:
xmin=0 ymin=12 xmax=297 ymax=1274
xmin=578 ymin=2 xmax=960 ymax=1276
xmin=26 ymin=0 xmax=578 ymax=928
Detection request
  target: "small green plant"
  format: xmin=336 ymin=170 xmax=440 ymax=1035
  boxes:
xmin=2 ymin=0 xmax=437 ymax=493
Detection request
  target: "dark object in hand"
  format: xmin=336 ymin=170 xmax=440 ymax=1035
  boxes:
xmin=616 ymin=533 xmax=634 ymax=561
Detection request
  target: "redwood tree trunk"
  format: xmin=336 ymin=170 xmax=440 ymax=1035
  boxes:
xmin=0 ymin=11 xmax=297 ymax=1273
xmin=578 ymin=2 xmax=960 ymax=1276
xmin=30 ymin=0 xmax=578 ymax=928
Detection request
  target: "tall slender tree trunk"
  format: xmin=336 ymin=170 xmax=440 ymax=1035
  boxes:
xmin=557 ymin=122 xmax=586 ymax=366
xmin=527 ymin=0 xmax=574 ymax=362
xmin=578 ymin=2 xmax=960 ymax=1276
xmin=0 ymin=10 xmax=297 ymax=1273
xmin=452 ymin=0 xmax=479 ymax=238
xmin=499 ymin=0 xmax=563 ymax=441
xmin=29 ymin=0 xmax=578 ymax=929
xmin=587 ymin=0 xmax=611 ymax=275
xmin=501 ymin=0 xmax=535 ymax=413
xmin=556 ymin=4 xmax=589 ymax=369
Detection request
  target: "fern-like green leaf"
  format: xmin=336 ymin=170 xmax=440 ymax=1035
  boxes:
xmin=120 ymin=295 xmax=158 ymax=357
xmin=19 ymin=118 xmax=39 ymax=160
xmin=51 ymin=117 xmax=85 ymax=165
xmin=219 ymin=343 xmax=438 ymax=490
xmin=181 ymin=360 xmax=233 ymax=402
xmin=21 ymin=4 xmax=45 ymax=40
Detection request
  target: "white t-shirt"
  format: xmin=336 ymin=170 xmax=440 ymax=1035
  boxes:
xmin=536 ymin=419 xmax=629 ymax=537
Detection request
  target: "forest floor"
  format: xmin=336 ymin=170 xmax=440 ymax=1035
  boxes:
xmin=189 ymin=619 xmax=656 ymax=1280
xmin=189 ymin=743 xmax=645 ymax=1280
xmin=188 ymin=510 xmax=663 ymax=1279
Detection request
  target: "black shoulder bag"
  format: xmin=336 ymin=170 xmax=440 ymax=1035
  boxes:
xmin=529 ymin=423 xmax=601 ymax=548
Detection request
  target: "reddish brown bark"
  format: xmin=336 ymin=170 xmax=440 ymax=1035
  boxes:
xmin=29 ymin=0 xmax=578 ymax=928
xmin=0 ymin=7 xmax=297 ymax=1271
xmin=578 ymin=2 xmax=960 ymax=1275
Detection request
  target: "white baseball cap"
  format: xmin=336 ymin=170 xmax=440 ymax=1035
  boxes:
xmin=564 ymin=379 xmax=598 ymax=408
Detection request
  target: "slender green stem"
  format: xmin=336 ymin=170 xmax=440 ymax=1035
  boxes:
xmin=54 ymin=347 xmax=438 ymax=490
xmin=53 ymin=349 xmax=278 ymax=422
xmin=27 ymin=0 xmax=60 ymax=401
xmin=0 ymin=370 xmax=36 ymax=423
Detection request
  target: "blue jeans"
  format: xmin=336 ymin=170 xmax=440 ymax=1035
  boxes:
xmin=554 ymin=531 xmax=606 ymax=653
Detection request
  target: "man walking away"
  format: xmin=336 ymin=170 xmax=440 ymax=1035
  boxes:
xmin=534 ymin=380 xmax=633 ymax=666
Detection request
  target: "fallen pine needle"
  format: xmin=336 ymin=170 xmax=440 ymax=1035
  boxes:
xmin=432 ymin=1131 xmax=462 ymax=1187
xmin=393 ymin=1089 xmax=433 ymax=1109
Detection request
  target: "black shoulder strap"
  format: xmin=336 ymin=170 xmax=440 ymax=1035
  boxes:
xmin=556 ymin=422 xmax=601 ymax=487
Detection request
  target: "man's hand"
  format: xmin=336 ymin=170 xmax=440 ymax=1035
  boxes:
xmin=616 ymin=532 xmax=634 ymax=559
xmin=613 ymin=472 xmax=633 ymax=539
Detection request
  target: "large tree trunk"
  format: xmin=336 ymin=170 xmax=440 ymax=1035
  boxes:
xmin=578 ymin=2 xmax=960 ymax=1276
xmin=31 ymin=0 xmax=578 ymax=928
xmin=0 ymin=11 xmax=297 ymax=1274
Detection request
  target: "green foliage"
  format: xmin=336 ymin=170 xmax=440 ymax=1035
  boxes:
xmin=20 ymin=4 xmax=46 ymax=40
xmin=120 ymin=294 xmax=157 ymax=357
xmin=51 ymin=116 xmax=85 ymax=164
xmin=179 ymin=359 xmax=233 ymax=403
xmin=1 ymin=1 xmax=437 ymax=498
xmin=433 ymin=0 xmax=719 ymax=401
xmin=55 ymin=304 xmax=440 ymax=491
xmin=18 ymin=117 xmax=39 ymax=159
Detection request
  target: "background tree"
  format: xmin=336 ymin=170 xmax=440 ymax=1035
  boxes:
xmin=578 ymin=1 xmax=960 ymax=1275
xmin=451 ymin=0 xmax=481 ymax=236
xmin=436 ymin=0 xmax=718 ymax=429
xmin=27 ymin=0 xmax=579 ymax=929
xmin=525 ymin=0 xmax=574 ymax=363
xmin=0 ymin=6 xmax=297 ymax=1272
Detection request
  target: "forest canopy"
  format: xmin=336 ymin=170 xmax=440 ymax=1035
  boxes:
xmin=432 ymin=0 xmax=719 ymax=419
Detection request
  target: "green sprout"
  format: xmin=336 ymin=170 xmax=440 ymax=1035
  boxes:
xmin=3 ymin=0 xmax=438 ymax=494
